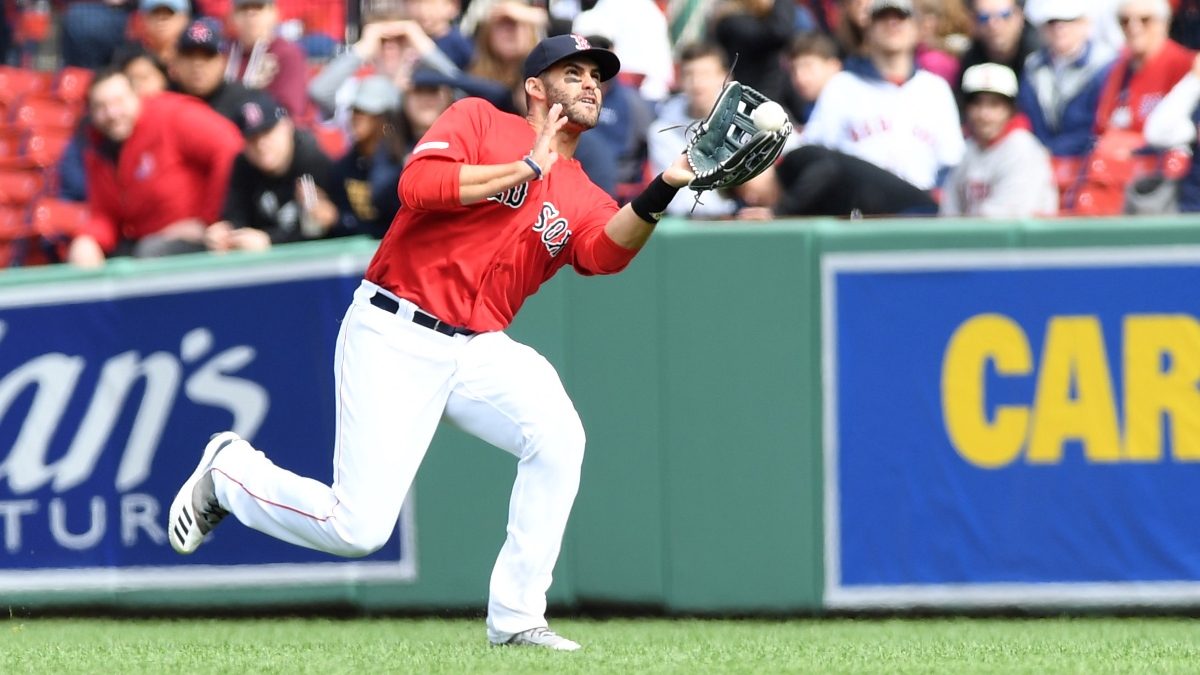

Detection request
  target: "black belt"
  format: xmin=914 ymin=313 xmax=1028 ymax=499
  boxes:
xmin=369 ymin=292 xmax=476 ymax=337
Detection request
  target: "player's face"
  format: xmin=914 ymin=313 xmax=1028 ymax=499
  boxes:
xmin=244 ymin=118 xmax=294 ymax=175
xmin=542 ymin=58 xmax=603 ymax=130
xmin=173 ymin=48 xmax=226 ymax=97
xmin=1040 ymin=16 xmax=1090 ymax=57
xmin=89 ymin=75 xmax=142 ymax=143
xmin=1119 ymin=1 xmax=1169 ymax=59
xmin=868 ymin=10 xmax=919 ymax=55
xmin=966 ymin=92 xmax=1014 ymax=145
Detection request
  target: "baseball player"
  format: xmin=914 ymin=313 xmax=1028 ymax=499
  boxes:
xmin=169 ymin=34 xmax=695 ymax=650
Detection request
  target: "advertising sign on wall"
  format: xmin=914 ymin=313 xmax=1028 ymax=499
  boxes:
xmin=0 ymin=255 xmax=416 ymax=592
xmin=824 ymin=247 xmax=1200 ymax=608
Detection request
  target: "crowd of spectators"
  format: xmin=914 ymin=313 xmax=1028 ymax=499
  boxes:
xmin=0 ymin=0 xmax=1199 ymax=268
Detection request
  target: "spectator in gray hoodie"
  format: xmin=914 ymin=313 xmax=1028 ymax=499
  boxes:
xmin=941 ymin=63 xmax=1059 ymax=216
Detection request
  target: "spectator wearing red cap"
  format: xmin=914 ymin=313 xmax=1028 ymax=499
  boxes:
xmin=69 ymin=67 xmax=244 ymax=267
xmin=226 ymin=0 xmax=308 ymax=118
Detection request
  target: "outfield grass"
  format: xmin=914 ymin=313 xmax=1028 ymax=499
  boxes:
xmin=2 ymin=616 xmax=1200 ymax=674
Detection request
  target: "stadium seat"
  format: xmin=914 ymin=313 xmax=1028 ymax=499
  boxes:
xmin=0 ymin=66 xmax=54 ymax=106
xmin=11 ymin=95 xmax=80 ymax=130
xmin=0 ymin=127 xmax=27 ymax=159
xmin=31 ymin=198 xmax=89 ymax=239
xmin=0 ymin=205 xmax=26 ymax=240
xmin=54 ymin=67 xmax=94 ymax=103
xmin=0 ymin=169 xmax=45 ymax=205
xmin=24 ymin=127 xmax=74 ymax=167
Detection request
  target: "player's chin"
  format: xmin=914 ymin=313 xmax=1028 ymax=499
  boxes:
xmin=565 ymin=108 xmax=600 ymax=129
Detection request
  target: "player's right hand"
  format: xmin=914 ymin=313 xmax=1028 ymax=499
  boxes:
xmin=529 ymin=103 xmax=567 ymax=178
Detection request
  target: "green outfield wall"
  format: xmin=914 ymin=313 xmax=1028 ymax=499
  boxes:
xmin=3 ymin=214 xmax=1199 ymax=614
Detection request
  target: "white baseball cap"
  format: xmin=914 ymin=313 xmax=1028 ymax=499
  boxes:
xmin=1036 ymin=0 xmax=1087 ymax=23
xmin=870 ymin=0 xmax=914 ymax=17
xmin=961 ymin=63 xmax=1019 ymax=99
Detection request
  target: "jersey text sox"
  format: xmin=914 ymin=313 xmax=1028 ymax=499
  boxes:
xmin=533 ymin=201 xmax=571 ymax=257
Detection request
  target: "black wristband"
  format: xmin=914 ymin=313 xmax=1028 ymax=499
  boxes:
xmin=630 ymin=174 xmax=680 ymax=223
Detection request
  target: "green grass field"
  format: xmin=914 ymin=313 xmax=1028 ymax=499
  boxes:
xmin=3 ymin=616 xmax=1200 ymax=674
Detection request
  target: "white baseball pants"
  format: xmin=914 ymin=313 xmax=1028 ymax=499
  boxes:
xmin=209 ymin=280 xmax=586 ymax=642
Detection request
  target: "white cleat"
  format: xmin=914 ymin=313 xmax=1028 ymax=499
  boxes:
xmin=168 ymin=431 xmax=239 ymax=554
xmin=493 ymin=627 xmax=581 ymax=651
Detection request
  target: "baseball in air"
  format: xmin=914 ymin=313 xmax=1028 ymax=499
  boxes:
xmin=750 ymin=101 xmax=788 ymax=132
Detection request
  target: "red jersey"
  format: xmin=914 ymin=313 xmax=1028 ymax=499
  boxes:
xmin=366 ymin=98 xmax=636 ymax=332
xmin=82 ymin=92 xmax=243 ymax=253
xmin=1095 ymin=39 xmax=1195 ymax=135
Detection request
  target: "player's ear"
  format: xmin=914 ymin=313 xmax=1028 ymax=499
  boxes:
xmin=525 ymin=76 xmax=544 ymax=102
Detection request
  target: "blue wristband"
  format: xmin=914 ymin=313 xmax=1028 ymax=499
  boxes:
xmin=523 ymin=156 xmax=543 ymax=180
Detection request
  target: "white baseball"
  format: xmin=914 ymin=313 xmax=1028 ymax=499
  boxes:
xmin=750 ymin=101 xmax=788 ymax=132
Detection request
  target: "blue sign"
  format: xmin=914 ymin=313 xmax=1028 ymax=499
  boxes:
xmin=0 ymin=255 xmax=416 ymax=591
xmin=823 ymin=248 xmax=1200 ymax=608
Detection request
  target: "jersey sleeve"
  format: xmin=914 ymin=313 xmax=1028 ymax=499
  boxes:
xmin=564 ymin=185 xmax=630 ymax=276
xmin=406 ymin=98 xmax=490 ymax=165
xmin=397 ymin=98 xmax=492 ymax=211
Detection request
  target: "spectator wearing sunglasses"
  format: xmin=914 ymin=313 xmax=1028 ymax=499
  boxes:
xmin=956 ymin=0 xmax=1040 ymax=100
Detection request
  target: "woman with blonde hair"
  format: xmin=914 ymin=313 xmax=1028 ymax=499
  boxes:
xmin=913 ymin=0 xmax=972 ymax=85
xmin=466 ymin=0 xmax=547 ymax=90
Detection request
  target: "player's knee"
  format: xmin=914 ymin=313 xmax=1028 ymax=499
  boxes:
xmin=527 ymin=414 xmax=586 ymax=469
xmin=332 ymin=522 xmax=393 ymax=558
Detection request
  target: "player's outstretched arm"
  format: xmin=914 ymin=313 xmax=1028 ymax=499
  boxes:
xmin=604 ymin=154 xmax=695 ymax=250
xmin=457 ymin=103 xmax=569 ymax=205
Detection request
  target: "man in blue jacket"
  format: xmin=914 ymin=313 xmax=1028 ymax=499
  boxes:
xmin=1017 ymin=0 xmax=1115 ymax=158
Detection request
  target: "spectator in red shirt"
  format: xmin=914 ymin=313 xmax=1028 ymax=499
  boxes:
xmin=1095 ymin=0 xmax=1194 ymax=136
xmin=69 ymin=67 xmax=244 ymax=267
xmin=226 ymin=0 xmax=309 ymax=118
xmin=1073 ymin=0 xmax=1193 ymax=214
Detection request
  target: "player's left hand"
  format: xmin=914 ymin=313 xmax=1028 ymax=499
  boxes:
xmin=529 ymin=103 xmax=568 ymax=177
xmin=662 ymin=153 xmax=696 ymax=188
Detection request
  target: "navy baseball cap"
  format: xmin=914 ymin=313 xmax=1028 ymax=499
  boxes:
xmin=178 ymin=18 xmax=226 ymax=54
xmin=522 ymin=34 xmax=621 ymax=82
xmin=236 ymin=90 xmax=288 ymax=138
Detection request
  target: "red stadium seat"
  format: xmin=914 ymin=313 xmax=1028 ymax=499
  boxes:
xmin=0 ymin=205 xmax=26 ymax=240
xmin=0 ymin=169 xmax=44 ymax=206
xmin=12 ymin=95 xmax=80 ymax=130
xmin=0 ymin=67 xmax=54 ymax=106
xmin=31 ymin=198 xmax=89 ymax=239
xmin=54 ymin=67 xmax=94 ymax=103
xmin=0 ymin=127 xmax=27 ymax=159
xmin=24 ymin=127 xmax=74 ymax=167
